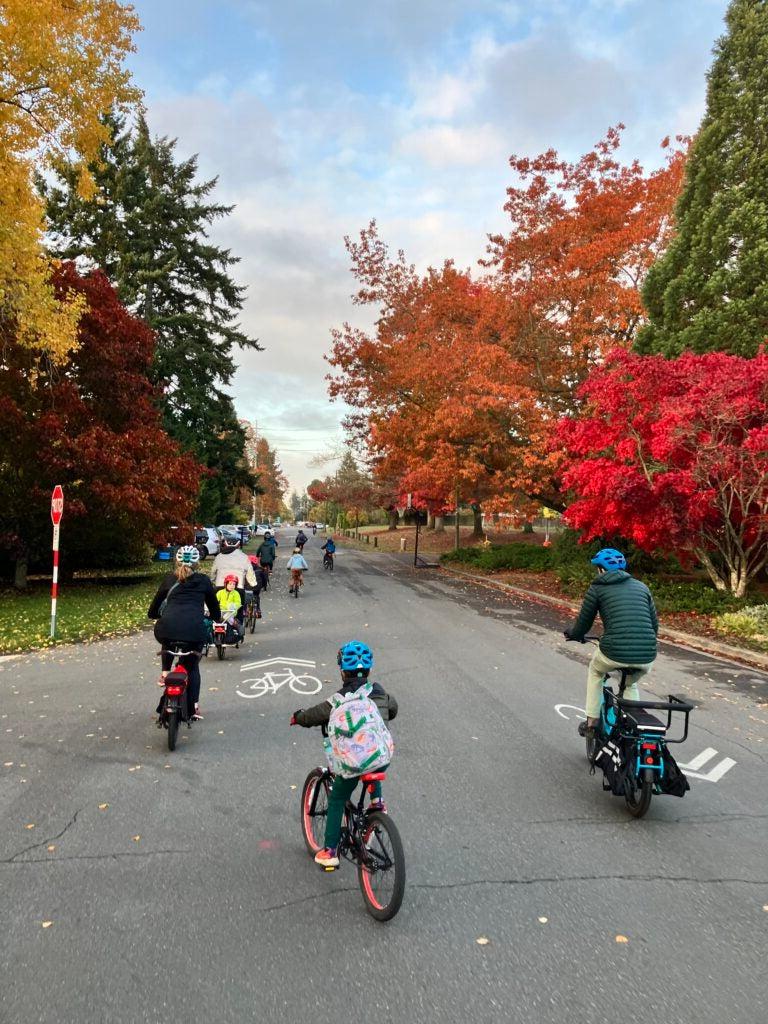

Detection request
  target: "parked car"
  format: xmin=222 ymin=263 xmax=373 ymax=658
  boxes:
xmin=195 ymin=527 xmax=221 ymax=559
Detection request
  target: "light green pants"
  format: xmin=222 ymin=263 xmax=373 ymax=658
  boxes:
xmin=586 ymin=649 xmax=652 ymax=718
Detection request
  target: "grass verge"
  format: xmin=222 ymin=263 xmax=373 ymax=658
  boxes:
xmin=0 ymin=563 xmax=170 ymax=655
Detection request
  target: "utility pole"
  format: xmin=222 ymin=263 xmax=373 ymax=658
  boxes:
xmin=454 ymin=481 xmax=460 ymax=551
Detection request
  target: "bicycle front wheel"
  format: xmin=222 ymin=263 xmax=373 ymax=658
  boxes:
xmin=301 ymin=768 xmax=330 ymax=855
xmin=358 ymin=811 xmax=405 ymax=921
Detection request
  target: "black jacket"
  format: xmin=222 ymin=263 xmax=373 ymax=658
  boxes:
xmin=569 ymin=570 xmax=658 ymax=664
xmin=148 ymin=572 xmax=221 ymax=645
xmin=295 ymin=679 xmax=398 ymax=728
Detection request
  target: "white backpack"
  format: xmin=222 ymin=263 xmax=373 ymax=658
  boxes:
xmin=325 ymin=682 xmax=394 ymax=779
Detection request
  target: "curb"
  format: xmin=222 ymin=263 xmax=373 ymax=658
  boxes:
xmin=439 ymin=564 xmax=768 ymax=672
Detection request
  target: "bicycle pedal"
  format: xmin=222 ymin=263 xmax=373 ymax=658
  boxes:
xmin=322 ymin=865 xmax=338 ymax=872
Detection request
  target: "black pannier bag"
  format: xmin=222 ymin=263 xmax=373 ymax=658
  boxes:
xmin=592 ymin=732 xmax=635 ymax=796
xmin=658 ymin=749 xmax=690 ymax=797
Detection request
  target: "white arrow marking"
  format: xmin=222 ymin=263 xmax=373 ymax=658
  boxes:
xmin=679 ymin=747 xmax=717 ymax=772
xmin=241 ymin=657 xmax=316 ymax=671
xmin=555 ymin=704 xmax=587 ymax=721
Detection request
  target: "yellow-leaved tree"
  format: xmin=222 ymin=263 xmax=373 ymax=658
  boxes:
xmin=0 ymin=0 xmax=141 ymax=359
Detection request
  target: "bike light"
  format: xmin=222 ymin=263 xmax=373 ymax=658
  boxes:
xmin=645 ymin=756 xmax=654 ymax=764
xmin=166 ymin=684 xmax=185 ymax=696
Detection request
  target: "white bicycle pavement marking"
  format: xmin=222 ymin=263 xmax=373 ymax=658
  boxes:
xmin=237 ymin=656 xmax=324 ymax=699
xmin=552 ymin=703 xmax=737 ymax=783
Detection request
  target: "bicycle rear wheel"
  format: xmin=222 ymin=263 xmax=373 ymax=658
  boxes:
xmin=167 ymin=710 xmax=179 ymax=751
xmin=358 ymin=811 xmax=405 ymax=921
xmin=625 ymin=767 xmax=653 ymax=818
xmin=301 ymin=768 xmax=330 ymax=855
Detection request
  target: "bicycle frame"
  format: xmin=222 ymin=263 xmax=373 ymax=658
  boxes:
xmin=308 ymin=768 xmax=393 ymax=873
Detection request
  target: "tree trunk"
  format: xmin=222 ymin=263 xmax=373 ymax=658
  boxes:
xmin=387 ymin=509 xmax=399 ymax=531
xmin=14 ymin=556 xmax=28 ymax=590
xmin=695 ymin=548 xmax=728 ymax=592
xmin=433 ymin=516 xmax=445 ymax=533
xmin=426 ymin=511 xmax=434 ymax=530
xmin=472 ymin=505 xmax=483 ymax=539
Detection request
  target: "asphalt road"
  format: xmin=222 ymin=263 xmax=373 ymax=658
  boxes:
xmin=1 ymin=531 xmax=767 ymax=1024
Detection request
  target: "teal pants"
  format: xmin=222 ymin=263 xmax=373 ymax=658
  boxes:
xmin=325 ymin=771 xmax=385 ymax=850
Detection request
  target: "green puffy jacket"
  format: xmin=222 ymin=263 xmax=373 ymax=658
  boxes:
xmin=569 ymin=570 xmax=659 ymax=665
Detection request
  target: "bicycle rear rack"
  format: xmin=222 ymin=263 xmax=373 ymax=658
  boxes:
xmin=606 ymin=689 xmax=694 ymax=744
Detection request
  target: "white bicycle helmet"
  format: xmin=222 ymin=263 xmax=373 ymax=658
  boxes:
xmin=176 ymin=545 xmax=201 ymax=565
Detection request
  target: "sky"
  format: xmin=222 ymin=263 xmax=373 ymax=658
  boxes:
xmin=126 ymin=0 xmax=730 ymax=494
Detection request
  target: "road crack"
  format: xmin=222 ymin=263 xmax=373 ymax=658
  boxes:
xmin=3 ymin=807 xmax=85 ymax=863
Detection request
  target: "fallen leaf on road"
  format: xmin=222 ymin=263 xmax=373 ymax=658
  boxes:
xmin=98 ymin=803 xmax=109 ymax=810
xmin=217 ymin=730 xmax=224 ymax=735
xmin=208 ymin=687 xmax=219 ymax=692
xmin=476 ymin=937 xmax=490 ymax=946
xmin=763 ymin=905 xmax=768 ymax=912
xmin=290 ymin=785 xmax=297 ymax=790
xmin=4 ymin=762 xmax=13 ymax=767
xmin=538 ymin=917 xmax=548 ymax=924
xmin=41 ymin=921 xmax=53 ymax=929
xmin=132 ymin=835 xmax=141 ymax=842
xmin=615 ymin=935 xmax=629 ymax=944
xmin=47 ymin=845 xmax=56 ymax=853
xmin=25 ymin=823 xmax=35 ymax=830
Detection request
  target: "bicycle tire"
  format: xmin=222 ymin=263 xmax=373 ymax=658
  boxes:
xmin=167 ymin=710 xmax=179 ymax=752
xmin=301 ymin=768 xmax=330 ymax=855
xmin=358 ymin=811 xmax=405 ymax=921
xmin=290 ymin=673 xmax=322 ymax=696
xmin=248 ymin=607 xmax=257 ymax=633
xmin=625 ymin=767 xmax=653 ymax=818
xmin=585 ymin=728 xmax=598 ymax=763
xmin=216 ymin=643 xmax=225 ymax=661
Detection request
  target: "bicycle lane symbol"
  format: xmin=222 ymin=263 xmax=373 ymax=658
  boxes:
xmin=553 ymin=703 xmax=737 ymax=783
xmin=237 ymin=656 xmax=324 ymax=699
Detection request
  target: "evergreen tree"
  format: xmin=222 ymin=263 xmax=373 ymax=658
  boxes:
xmin=638 ymin=0 xmax=768 ymax=356
xmin=39 ymin=115 xmax=258 ymax=513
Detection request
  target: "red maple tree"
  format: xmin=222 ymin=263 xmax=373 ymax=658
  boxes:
xmin=558 ymin=349 xmax=768 ymax=597
xmin=0 ymin=264 xmax=201 ymax=582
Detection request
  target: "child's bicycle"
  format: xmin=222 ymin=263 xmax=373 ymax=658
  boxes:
xmin=243 ymin=590 xmax=261 ymax=633
xmin=323 ymin=550 xmax=334 ymax=571
xmin=573 ymin=636 xmax=694 ymax=818
xmin=300 ymin=764 xmax=406 ymax=921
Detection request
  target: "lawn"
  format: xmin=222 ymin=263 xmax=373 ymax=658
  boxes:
xmin=0 ymin=563 xmax=170 ymax=655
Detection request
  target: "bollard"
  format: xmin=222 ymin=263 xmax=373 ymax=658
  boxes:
xmin=365 ymin=534 xmax=370 ymax=543
xmin=400 ymin=537 xmax=407 ymax=551
xmin=374 ymin=536 xmax=378 ymax=548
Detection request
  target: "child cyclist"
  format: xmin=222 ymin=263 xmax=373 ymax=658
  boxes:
xmin=291 ymin=640 xmax=398 ymax=867
xmin=216 ymin=574 xmax=243 ymax=638
xmin=286 ymin=546 xmax=309 ymax=593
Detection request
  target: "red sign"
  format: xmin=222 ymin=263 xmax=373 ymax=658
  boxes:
xmin=51 ymin=485 xmax=64 ymax=526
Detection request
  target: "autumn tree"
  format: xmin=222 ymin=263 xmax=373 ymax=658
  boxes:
xmin=558 ymin=350 xmax=768 ymax=597
xmin=0 ymin=264 xmax=200 ymax=586
xmin=251 ymin=437 xmax=288 ymax=519
xmin=0 ymin=0 xmax=140 ymax=359
xmin=328 ymin=136 xmax=686 ymax=520
xmin=639 ymin=0 xmax=768 ymax=357
xmin=41 ymin=114 xmax=258 ymax=505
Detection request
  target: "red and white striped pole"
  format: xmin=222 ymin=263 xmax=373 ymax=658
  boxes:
xmin=50 ymin=485 xmax=64 ymax=639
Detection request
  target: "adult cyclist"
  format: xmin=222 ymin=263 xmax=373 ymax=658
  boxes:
xmin=148 ymin=546 xmax=221 ymax=720
xmin=295 ymin=528 xmax=308 ymax=552
xmin=564 ymin=548 xmax=659 ymax=737
xmin=210 ymin=537 xmax=257 ymax=632
xmin=255 ymin=531 xmax=278 ymax=579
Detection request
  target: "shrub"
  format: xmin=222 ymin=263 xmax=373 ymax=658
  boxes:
xmin=647 ymin=580 xmax=746 ymax=615
xmin=442 ymin=543 xmax=553 ymax=572
xmin=713 ymin=604 xmax=768 ymax=642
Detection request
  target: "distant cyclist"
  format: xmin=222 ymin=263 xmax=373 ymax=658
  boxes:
xmin=210 ymin=536 xmax=256 ymax=633
xmin=148 ymin=546 xmax=221 ymax=720
xmin=564 ymin=548 xmax=658 ymax=737
xmin=287 ymin=546 xmax=309 ymax=593
xmin=295 ymin=528 xmax=308 ymax=552
xmin=255 ymin=531 xmax=278 ymax=575
xmin=321 ymin=536 xmax=336 ymax=568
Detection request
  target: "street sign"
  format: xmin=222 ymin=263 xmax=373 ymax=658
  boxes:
xmin=50 ymin=485 xmax=64 ymax=638
xmin=51 ymin=484 xmax=64 ymax=526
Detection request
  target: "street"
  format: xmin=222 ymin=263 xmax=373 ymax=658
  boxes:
xmin=1 ymin=530 xmax=767 ymax=1024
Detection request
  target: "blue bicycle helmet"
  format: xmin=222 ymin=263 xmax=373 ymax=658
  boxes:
xmin=337 ymin=640 xmax=374 ymax=673
xmin=590 ymin=547 xmax=627 ymax=571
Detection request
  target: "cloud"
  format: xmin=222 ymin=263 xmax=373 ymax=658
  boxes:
xmin=397 ymin=123 xmax=506 ymax=167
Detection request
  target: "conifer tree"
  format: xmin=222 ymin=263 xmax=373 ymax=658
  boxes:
xmin=639 ymin=0 xmax=768 ymax=356
xmin=40 ymin=115 xmax=258 ymax=518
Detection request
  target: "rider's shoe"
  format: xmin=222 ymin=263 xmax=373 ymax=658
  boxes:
xmin=314 ymin=847 xmax=339 ymax=867
xmin=191 ymin=704 xmax=204 ymax=721
xmin=578 ymin=720 xmax=597 ymax=737
xmin=368 ymin=799 xmax=387 ymax=814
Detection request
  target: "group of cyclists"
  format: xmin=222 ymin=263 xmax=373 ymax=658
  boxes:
xmin=148 ymin=527 xmax=339 ymax=719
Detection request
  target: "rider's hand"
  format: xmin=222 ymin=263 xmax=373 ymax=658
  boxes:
xmin=290 ymin=711 xmax=303 ymax=725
